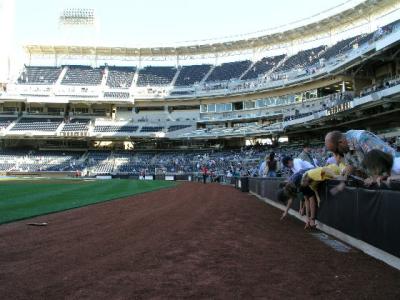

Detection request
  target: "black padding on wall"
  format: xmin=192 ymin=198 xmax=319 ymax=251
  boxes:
xmin=248 ymin=177 xmax=400 ymax=258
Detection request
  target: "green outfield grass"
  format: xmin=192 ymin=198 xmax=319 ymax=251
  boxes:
xmin=0 ymin=178 xmax=176 ymax=224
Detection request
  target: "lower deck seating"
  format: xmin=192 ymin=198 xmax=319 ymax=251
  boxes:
xmin=86 ymin=151 xmax=114 ymax=174
xmin=0 ymin=150 xmax=83 ymax=172
xmin=0 ymin=145 xmax=329 ymax=176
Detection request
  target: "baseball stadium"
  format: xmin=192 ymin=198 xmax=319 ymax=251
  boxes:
xmin=1 ymin=0 xmax=400 ymax=298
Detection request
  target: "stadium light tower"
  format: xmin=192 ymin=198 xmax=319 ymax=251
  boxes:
xmin=59 ymin=8 xmax=95 ymax=26
xmin=57 ymin=8 xmax=100 ymax=49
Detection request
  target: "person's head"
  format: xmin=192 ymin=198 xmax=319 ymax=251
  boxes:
xmin=277 ymin=189 xmax=288 ymax=203
xmin=303 ymin=142 xmax=311 ymax=153
xmin=362 ymin=149 xmax=393 ymax=177
xmin=284 ymin=182 xmax=297 ymax=198
xmin=282 ymin=156 xmax=294 ymax=168
xmin=325 ymin=131 xmax=349 ymax=155
xmin=269 ymin=152 xmax=275 ymax=161
xmin=278 ymin=182 xmax=297 ymax=203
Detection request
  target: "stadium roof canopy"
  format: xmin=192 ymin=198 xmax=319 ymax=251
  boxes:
xmin=24 ymin=0 xmax=399 ymax=58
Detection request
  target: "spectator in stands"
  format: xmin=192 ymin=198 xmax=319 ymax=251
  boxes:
xmin=201 ymin=165 xmax=209 ymax=184
xmin=282 ymin=155 xmax=314 ymax=174
xmin=259 ymin=152 xmax=279 ymax=177
xmin=298 ymin=142 xmax=318 ymax=167
xmin=258 ymin=155 xmax=266 ymax=176
xmin=325 ymin=130 xmax=399 ymax=177
xmin=361 ymin=149 xmax=400 ymax=186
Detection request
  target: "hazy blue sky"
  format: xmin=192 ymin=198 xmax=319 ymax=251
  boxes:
xmin=13 ymin=0 xmax=360 ymax=47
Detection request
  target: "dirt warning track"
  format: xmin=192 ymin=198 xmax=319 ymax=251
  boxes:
xmin=0 ymin=182 xmax=399 ymax=299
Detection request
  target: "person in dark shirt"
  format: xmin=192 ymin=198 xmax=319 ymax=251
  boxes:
xmin=278 ymin=168 xmax=316 ymax=229
xmin=266 ymin=152 xmax=278 ymax=177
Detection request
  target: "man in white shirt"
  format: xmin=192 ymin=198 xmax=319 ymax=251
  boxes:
xmin=258 ymin=159 xmax=266 ymax=177
xmin=282 ymin=156 xmax=314 ymax=174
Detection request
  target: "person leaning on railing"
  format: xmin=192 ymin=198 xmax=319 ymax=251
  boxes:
xmin=325 ymin=129 xmax=400 ymax=182
xmin=361 ymin=149 xmax=400 ymax=187
xmin=278 ymin=162 xmax=345 ymax=229
xmin=300 ymin=164 xmax=344 ymax=207
xmin=281 ymin=155 xmax=315 ymax=175
xmin=278 ymin=168 xmax=316 ymax=229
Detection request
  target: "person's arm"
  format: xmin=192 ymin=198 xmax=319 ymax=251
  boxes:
xmin=258 ymin=162 xmax=265 ymax=177
xmin=321 ymin=167 xmax=339 ymax=179
xmin=280 ymin=198 xmax=293 ymax=220
xmin=263 ymin=162 xmax=269 ymax=176
xmin=365 ymin=175 xmax=389 ymax=187
xmin=329 ymin=181 xmax=346 ymax=195
xmin=386 ymin=175 xmax=400 ymax=186
xmin=386 ymin=158 xmax=400 ymax=185
xmin=341 ymin=164 xmax=354 ymax=178
xmin=314 ymin=189 xmax=321 ymax=207
xmin=299 ymin=200 xmax=305 ymax=216
xmin=364 ymin=176 xmax=376 ymax=186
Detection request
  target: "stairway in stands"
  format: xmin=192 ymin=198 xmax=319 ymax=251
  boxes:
xmin=200 ymin=65 xmax=216 ymax=84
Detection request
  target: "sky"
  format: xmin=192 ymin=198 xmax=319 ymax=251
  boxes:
xmin=2 ymin=0 xmax=392 ymax=80
xmin=11 ymin=0 xmax=362 ymax=47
